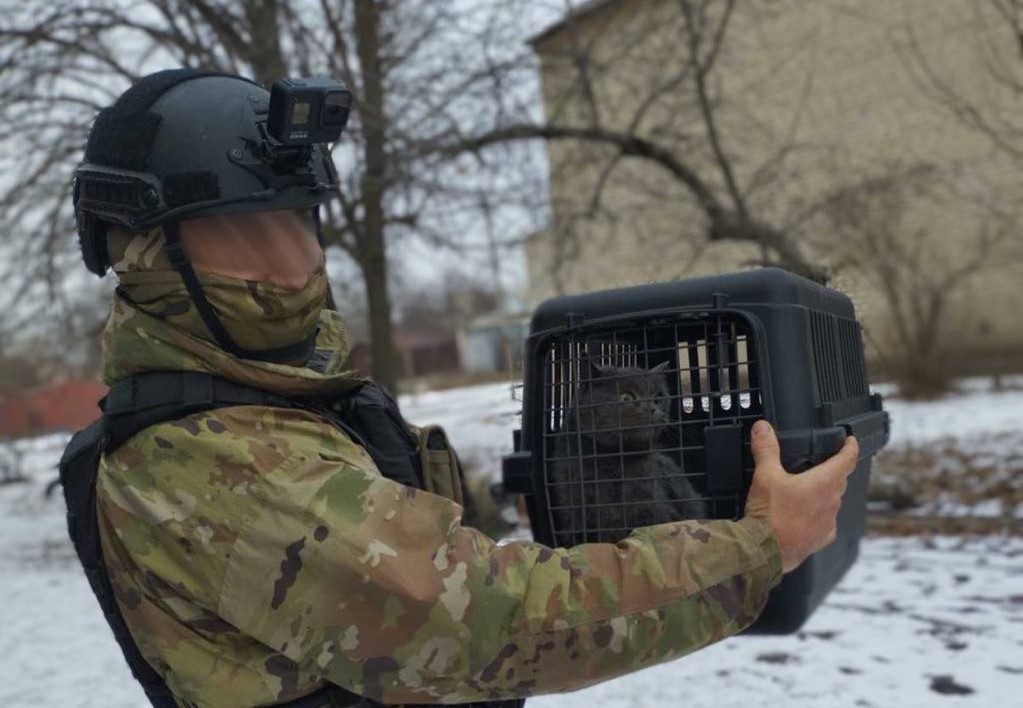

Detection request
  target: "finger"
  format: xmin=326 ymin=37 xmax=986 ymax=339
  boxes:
xmin=812 ymin=435 xmax=860 ymax=482
xmin=825 ymin=526 xmax=838 ymax=546
xmin=750 ymin=419 xmax=782 ymax=471
xmin=836 ymin=476 xmax=849 ymax=498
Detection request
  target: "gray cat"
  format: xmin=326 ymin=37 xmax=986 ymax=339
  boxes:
xmin=548 ymin=358 xmax=707 ymax=545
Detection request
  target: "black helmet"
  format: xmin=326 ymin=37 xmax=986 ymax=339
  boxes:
xmin=74 ymin=68 xmax=351 ymax=362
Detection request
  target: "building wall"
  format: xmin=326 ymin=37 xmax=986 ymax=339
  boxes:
xmin=525 ymin=0 xmax=1023 ymax=374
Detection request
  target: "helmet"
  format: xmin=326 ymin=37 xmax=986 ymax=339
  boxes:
xmin=74 ymin=68 xmax=345 ymax=275
xmin=74 ymin=68 xmax=350 ymax=362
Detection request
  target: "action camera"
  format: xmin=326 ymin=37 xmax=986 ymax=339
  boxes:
xmin=267 ymin=77 xmax=353 ymax=146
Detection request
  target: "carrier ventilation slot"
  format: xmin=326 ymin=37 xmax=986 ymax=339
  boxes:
xmin=811 ymin=311 xmax=869 ymax=403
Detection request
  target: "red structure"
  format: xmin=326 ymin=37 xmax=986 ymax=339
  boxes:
xmin=0 ymin=380 xmax=107 ymax=440
xmin=347 ymin=331 xmax=461 ymax=380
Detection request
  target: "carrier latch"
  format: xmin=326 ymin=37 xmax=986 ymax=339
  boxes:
xmin=502 ymin=429 xmax=533 ymax=494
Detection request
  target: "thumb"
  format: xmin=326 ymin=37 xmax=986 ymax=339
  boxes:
xmin=750 ymin=419 xmax=782 ymax=471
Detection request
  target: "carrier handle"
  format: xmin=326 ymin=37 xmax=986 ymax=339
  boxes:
xmin=776 ymin=409 xmax=888 ymax=473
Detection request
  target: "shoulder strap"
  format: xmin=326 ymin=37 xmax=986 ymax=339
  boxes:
xmin=103 ymin=371 xmax=373 ymax=456
xmin=103 ymin=371 xmax=299 ymax=448
xmin=109 ymin=372 xmax=424 ymax=491
xmin=335 ymin=381 xmax=423 ymax=489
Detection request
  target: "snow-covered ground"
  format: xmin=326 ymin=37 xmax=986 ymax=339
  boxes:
xmin=869 ymin=380 xmax=1023 ymax=520
xmin=1 ymin=379 xmax=1021 ymax=707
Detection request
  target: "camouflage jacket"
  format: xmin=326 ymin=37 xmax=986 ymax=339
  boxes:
xmin=95 ymin=228 xmax=783 ymax=707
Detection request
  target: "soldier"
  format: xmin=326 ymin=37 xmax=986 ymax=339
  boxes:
xmin=63 ymin=69 xmax=858 ymax=708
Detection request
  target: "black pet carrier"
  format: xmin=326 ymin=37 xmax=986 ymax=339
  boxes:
xmin=503 ymin=267 xmax=889 ymax=634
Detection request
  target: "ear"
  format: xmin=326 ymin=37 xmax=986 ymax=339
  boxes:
xmin=649 ymin=360 xmax=670 ymax=374
xmin=585 ymin=357 xmax=608 ymax=381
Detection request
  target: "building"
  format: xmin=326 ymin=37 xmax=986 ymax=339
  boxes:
xmin=457 ymin=312 xmax=531 ymax=375
xmin=347 ymin=331 xmax=461 ymax=380
xmin=524 ymin=0 xmax=1023 ymax=381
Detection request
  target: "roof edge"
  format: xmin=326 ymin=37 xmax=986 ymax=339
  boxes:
xmin=527 ymin=0 xmax=620 ymax=48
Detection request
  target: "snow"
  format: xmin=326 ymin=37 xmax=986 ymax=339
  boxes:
xmin=2 ymin=380 xmax=1021 ymax=707
xmin=865 ymin=378 xmax=1023 ymax=520
xmin=879 ymin=379 xmax=1023 ymax=448
xmin=0 ymin=436 xmax=149 ymax=708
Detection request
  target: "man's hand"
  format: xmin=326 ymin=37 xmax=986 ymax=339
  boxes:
xmin=743 ymin=419 xmax=860 ymax=574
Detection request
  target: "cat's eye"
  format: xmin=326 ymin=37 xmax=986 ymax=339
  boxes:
xmin=620 ymin=392 xmax=636 ymax=402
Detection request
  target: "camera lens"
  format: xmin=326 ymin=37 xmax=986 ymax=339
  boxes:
xmin=321 ymin=90 xmax=351 ymax=126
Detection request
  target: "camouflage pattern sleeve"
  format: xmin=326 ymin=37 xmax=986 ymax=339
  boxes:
xmin=217 ymin=412 xmax=784 ymax=704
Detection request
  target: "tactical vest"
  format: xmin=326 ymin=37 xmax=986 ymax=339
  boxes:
xmin=59 ymin=370 xmax=524 ymax=708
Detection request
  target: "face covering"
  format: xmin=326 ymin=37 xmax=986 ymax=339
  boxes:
xmin=179 ymin=209 xmax=325 ymax=290
xmin=106 ymin=209 xmax=328 ymax=355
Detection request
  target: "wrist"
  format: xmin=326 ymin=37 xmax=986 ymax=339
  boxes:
xmin=738 ymin=516 xmax=784 ymax=586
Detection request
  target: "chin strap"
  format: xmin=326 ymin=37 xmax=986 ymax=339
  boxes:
xmin=312 ymin=205 xmax=338 ymax=311
xmin=162 ymin=220 xmax=319 ymax=365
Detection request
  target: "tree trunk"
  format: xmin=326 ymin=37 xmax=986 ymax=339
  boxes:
xmin=244 ymin=0 xmax=288 ymax=84
xmin=353 ymin=0 xmax=400 ymax=394
xmin=360 ymin=244 xmax=400 ymax=391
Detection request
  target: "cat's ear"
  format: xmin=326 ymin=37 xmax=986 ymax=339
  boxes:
xmin=649 ymin=360 xmax=670 ymax=374
xmin=584 ymin=357 xmax=609 ymax=381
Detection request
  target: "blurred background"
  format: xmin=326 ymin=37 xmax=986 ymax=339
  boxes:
xmin=0 ymin=1 xmax=1021 ymax=707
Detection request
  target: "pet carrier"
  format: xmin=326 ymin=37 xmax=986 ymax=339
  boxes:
xmin=503 ymin=267 xmax=889 ymax=634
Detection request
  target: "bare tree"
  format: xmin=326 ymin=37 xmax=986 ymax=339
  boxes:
xmin=880 ymin=0 xmax=1023 ymax=393
xmin=0 ymin=0 xmax=545 ymax=393
xmin=899 ymin=0 xmax=1023 ymax=166
xmin=448 ymin=0 xmax=831 ymax=282
xmin=817 ymin=165 xmax=1021 ymax=399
